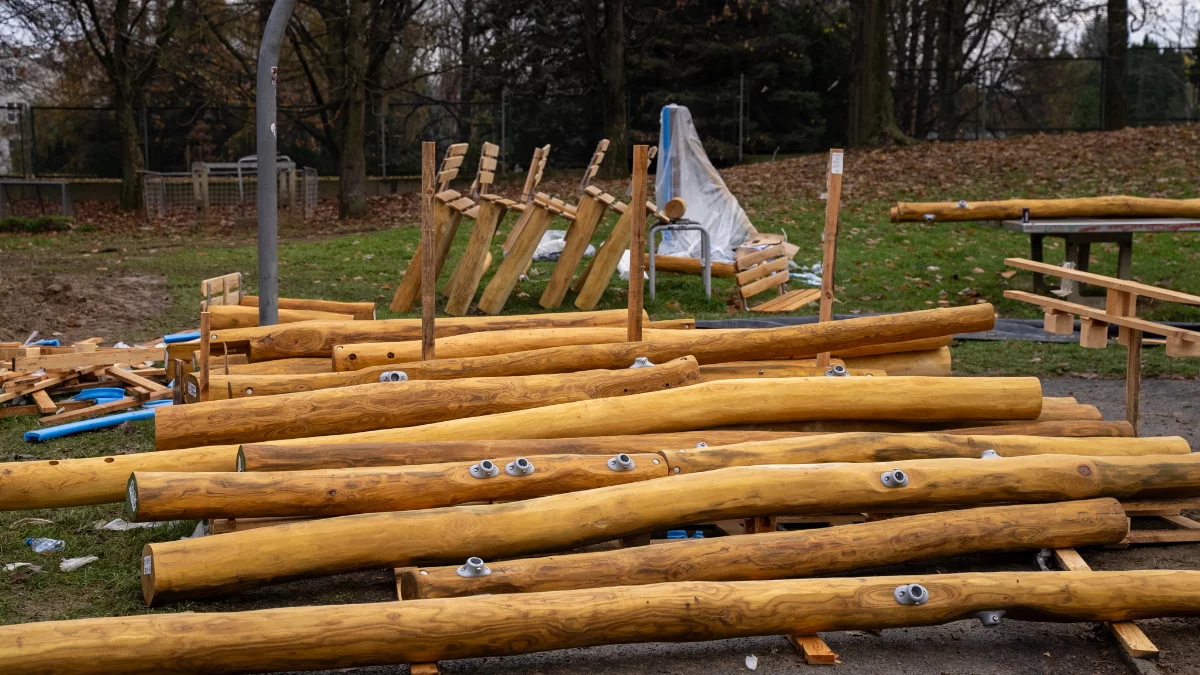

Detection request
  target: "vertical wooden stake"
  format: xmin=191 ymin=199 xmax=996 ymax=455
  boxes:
xmin=420 ymin=141 xmax=437 ymax=361
xmin=171 ymin=359 xmax=185 ymax=405
xmin=815 ymin=149 xmax=844 ymax=369
xmin=1126 ymin=329 xmax=1143 ymax=436
xmin=627 ymin=145 xmax=649 ymax=342
xmin=198 ymin=311 xmax=211 ymax=402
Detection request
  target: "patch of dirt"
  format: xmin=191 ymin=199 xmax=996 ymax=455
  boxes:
xmin=0 ymin=272 xmax=169 ymax=344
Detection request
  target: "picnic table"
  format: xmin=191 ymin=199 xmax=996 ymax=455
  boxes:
xmin=980 ymin=217 xmax=1200 ymax=304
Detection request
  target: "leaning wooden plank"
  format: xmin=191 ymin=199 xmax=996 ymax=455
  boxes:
xmin=1005 ymin=258 xmax=1200 ymax=306
xmin=1005 ymin=291 xmax=1200 ymax=343
xmin=442 ymin=201 xmax=508 ymax=315
xmin=132 ymin=436 xmax=1187 ymax=520
xmin=12 ymin=347 xmax=162 ymax=373
xmin=476 ymin=202 xmax=554 ymax=315
xmin=892 ymin=195 xmax=1200 ymax=222
xmin=38 ymin=397 xmax=141 ymax=428
xmin=241 ymin=296 xmax=376 ymax=320
xmin=30 ymin=390 xmax=57 ymax=414
xmin=540 ymin=192 xmax=610 ymax=308
xmin=155 ymin=358 xmax=699 ymax=450
xmin=574 ymin=206 xmax=634 ymax=309
xmin=139 ymin=453 xmax=1200 ymax=603
xmin=207 ymin=305 xmax=354 ymax=330
xmin=400 ymin=500 xmax=1129 ymax=598
xmin=389 ymin=204 xmax=463 ymax=312
xmin=0 ymin=373 xmax=83 ymax=404
xmin=104 ymin=366 xmax=166 ymax=392
xmin=10 ymin=570 xmax=1200 ymax=673
xmin=211 ymin=309 xmax=638 ymax=360
xmin=1052 ymin=547 xmax=1159 ymax=659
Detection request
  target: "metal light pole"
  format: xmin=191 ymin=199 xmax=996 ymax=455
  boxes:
xmin=256 ymin=0 xmax=296 ymax=326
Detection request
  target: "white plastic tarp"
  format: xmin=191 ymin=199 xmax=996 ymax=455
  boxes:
xmin=654 ymin=104 xmax=756 ymax=263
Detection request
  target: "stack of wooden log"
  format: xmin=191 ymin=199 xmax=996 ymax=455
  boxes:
xmin=2 ymin=303 xmax=1200 ymax=674
xmin=0 ymin=339 xmax=170 ymax=425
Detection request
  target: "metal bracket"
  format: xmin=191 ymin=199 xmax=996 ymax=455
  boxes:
xmin=505 ymin=457 xmax=535 ymax=476
xmin=379 ymin=370 xmax=409 ymax=383
xmin=456 ymin=557 xmax=491 ymax=578
xmin=607 ymin=453 xmax=636 ymax=472
xmin=824 ymin=364 xmax=850 ymax=377
xmin=1035 ymin=548 xmax=1053 ymax=572
xmin=469 ymin=460 xmax=500 ymax=479
xmin=974 ymin=610 xmax=1005 ymax=627
xmin=880 ymin=468 xmax=910 ymax=488
xmin=956 ymin=200 xmax=969 ymax=209
xmin=629 ymin=357 xmax=655 ymax=369
xmin=980 ymin=449 xmax=1000 ymax=459
xmin=695 ymin=442 xmax=708 ymax=448
xmin=893 ymin=583 xmax=928 ymax=605
xmin=923 ymin=213 xmax=936 ymax=222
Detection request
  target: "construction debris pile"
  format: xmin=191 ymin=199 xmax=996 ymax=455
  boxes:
xmin=2 ymin=302 xmax=1199 ymax=674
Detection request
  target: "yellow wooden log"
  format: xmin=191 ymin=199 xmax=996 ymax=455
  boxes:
xmin=892 ymin=195 xmax=1200 ymax=222
xmin=842 ymin=347 xmax=952 ymax=376
xmin=211 ymin=309 xmax=640 ymax=360
xmin=240 ymin=296 xmax=376 ymax=320
xmin=156 ymin=358 xmax=699 ymax=450
xmin=134 ymin=434 xmax=1187 ymax=520
xmin=400 ymin=499 xmax=1129 ymax=598
xmin=129 ymin=452 xmax=669 ymax=520
xmin=208 ymin=516 xmax=310 ymax=534
xmin=206 ymin=304 xmax=353 ymax=330
xmin=9 ymin=571 xmax=1200 ymax=674
xmin=830 ymin=335 xmax=951 ymax=357
xmin=139 ymin=453 xmax=1200 ymax=603
xmin=225 ymin=358 xmax=330 ymax=375
xmin=698 ymin=362 xmax=886 ymax=381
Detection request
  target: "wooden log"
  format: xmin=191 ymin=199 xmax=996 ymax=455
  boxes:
xmin=399 ymin=499 xmax=1129 ymax=598
xmin=155 ymin=358 xmax=700 ymax=450
xmin=134 ymin=434 xmax=1187 ymax=520
xmin=208 ymin=516 xmax=311 ymax=534
xmin=698 ymin=362 xmax=887 ymax=381
xmin=207 ymin=304 xmax=353 ymax=330
xmin=9 ymin=571 xmax=1200 ymax=674
xmin=139 ymin=453 xmax=1200 ymax=603
xmin=643 ymin=255 xmax=736 ymax=278
xmin=210 ymin=309 xmax=638 ymax=360
xmin=891 ymin=195 xmax=1200 ymax=222
xmin=240 ymin=296 xmax=376 ymax=320
xmin=419 ymin=141 xmax=437 ymax=359
xmin=129 ymin=452 xmax=669 ymax=520
xmin=235 ymin=421 xmax=1140 ymax=471
xmin=842 ymin=347 xmax=952 ymax=376
xmin=332 ymin=329 xmax=953 ymax=372
xmin=214 ymin=305 xmax=994 ymax=397
xmin=225 ymin=358 xmax=330 ymax=375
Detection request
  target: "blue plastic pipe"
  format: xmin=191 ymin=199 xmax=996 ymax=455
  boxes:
xmin=164 ymin=331 xmax=201 ymax=344
xmin=73 ymin=388 xmax=127 ymax=401
xmin=24 ymin=401 xmax=172 ymax=442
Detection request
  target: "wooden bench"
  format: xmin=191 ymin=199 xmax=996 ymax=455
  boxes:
xmin=734 ymin=244 xmax=819 ymax=312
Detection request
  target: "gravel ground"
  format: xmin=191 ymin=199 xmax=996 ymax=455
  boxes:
xmin=259 ymin=378 xmax=1200 ymax=675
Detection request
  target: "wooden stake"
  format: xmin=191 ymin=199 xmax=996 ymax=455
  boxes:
xmin=1126 ymin=329 xmax=1143 ymax=436
xmin=172 ymin=359 xmax=185 ymax=405
xmin=628 ymin=145 xmax=649 ymax=342
xmin=198 ymin=311 xmax=211 ymax=402
xmin=420 ymin=141 xmax=437 ymax=361
xmin=815 ymin=149 xmax=844 ymax=369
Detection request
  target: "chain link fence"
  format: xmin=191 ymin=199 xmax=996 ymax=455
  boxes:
xmin=141 ymin=161 xmax=317 ymax=223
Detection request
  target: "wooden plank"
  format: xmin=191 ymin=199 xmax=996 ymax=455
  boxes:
xmin=1043 ymin=310 xmax=1075 ymax=335
xmin=816 ymin=149 xmax=844 ymax=369
xmin=735 ymin=244 xmax=786 ymax=271
xmin=1053 ymin=547 xmax=1159 ymax=659
xmin=1125 ymin=530 xmax=1200 ymax=544
xmin=1006 ymin=291 xmax=1200 ymax=342
xmin=757 ymin=289 xmax=821 ymax=313
xmin=574 ymin=207 xmax=633 ymax=308
xmin=1006 ymin=258 xmax=1200 ymax=306
xmin=735 ymin=255 xmax=789 ymax=287
xmin=0 ymin=373 xmax=75 ymax=404
xmin=420 ymin=142 xmax=437 ymax=361
xmin=628 ymin=145 xmax=649 ymax=342
xmin=200 ymin=272 xmax=242 ymax=307
xmin=1126 ymin=328 xmax=1143 ymax=436
xmin=31 ymin=390 xmax=57 ymax=414
xmin=1161 ymin=515 xmax=1200 ymax=530
xmin=739 ymin=269 xmax=790 ymax=299
xmin=1122 ymin=498 xmax=1200 ymax=515
xmin=104 ymin=366 xmax=166 ymax=392
xmin=787 ymin=635 xmax=839 ymax=665
xmin=37 ymin=396 xmax=141 ymax=428
xmin=477 ymin=205 xmax=554 ymax=315
xmin=1079 ymin=317 xmax=1110 ymax=349
xmin=443 ymin=201 xmax=506 ymax=316
xmin=540 ymin=193 xmax=606 ymax=309
xmin=12 ymin=347 xmax=162 ymax=372
xmin=199 ymin=312 xmax=211 ymax=402
xmin=447 ymin=143 xmax=469 ymax=157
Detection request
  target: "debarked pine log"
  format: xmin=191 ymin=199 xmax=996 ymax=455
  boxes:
xmin=207 ymin=305 xmax=354 ymax=330
xmin=234 ymin=421 xmax=1137 ymax=472
xmin=155 ymin=357 xmax=700 ymax=450
xmin=128 ymin=452 xmax=670 ymax=520
xmin=400 ymin=499 xmax=1129 ymax=598
xmin=841 ymin=347 xmax=951 ymax=376
xmin=132 ymin=434 xmax=1188 ymax=520
xmin=210 ymin=309 xmax=640 ymax=360
xmin=8 ymin=571 xmax=1200 ymax=674
xmin=139 ymin=453 xmax=1200 ymax=603
xmin=240 ymin=296 xmax=376 ymax=321
xmin=891 ymin=196 xmax=1200 ymax=222
xmin=208 ymin=305 xmax=995 ymax=398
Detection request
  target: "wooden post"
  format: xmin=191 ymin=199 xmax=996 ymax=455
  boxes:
xmin=815 ymin=149 xmax=844 ymax=369
xmin=171 ymin=359 xmax=185 ymax=406
xmin=198 ymin=311 xmax=211 ymax=402
xmin=628 ymin=145 xmax=649 ymax=342
xmin=420 ymin=142 xmax=436 ymax=361
xmin=1126 ymin=329 xmax=1143 ymax=436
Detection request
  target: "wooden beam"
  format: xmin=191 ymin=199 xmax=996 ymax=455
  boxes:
xmin=420 ymin=142 xmax=437 ymax=361
xmin=628 ymin=145 xmax=649 ymax=342
xmin=1006 ymin=258 xmax=1200 ymax=307
xmin=1007 ymin=291 xmax=1200 ymax=344
xmin=104 ymin=366 xmax=166 ymax=393
xmin=1052 ymin=547 xmax=1159 ymax=659
xmin=816 ymin=149 xmax=844 ymax=369
xmin=37 ymin=396 xmax=141 ymax=428
xmin=31 ymin=390 xmax=57 ymax=414
xmin=12 ymin=347 xmax=162 ymax=373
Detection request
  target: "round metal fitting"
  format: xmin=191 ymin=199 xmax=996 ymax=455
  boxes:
xmin=629 ymin=357 xmax=655 ymax=369
xmin=379 ymin=370 xmax=409 ymax=383
xmin=456 ymin=556 xmax=491 ymax=578
xmin=980 ymin=449 xmax=1000 ymax=459
xmin=880 ymin=468 xmax=910 ymax=488
xmin=505 ymin=457 xmax=535 ymax=476
xmin=607 ymin=453 xmax=636 ymax=472
xmin=469 ymin=459 xmax=500 ymax=479
xmin=893 ymin=583 xmax=928 ymax=605
xmin=824 ymin=364 xmax=850 ymax=377
xmin=956 ymin=200 xmax=969 ymax=208
xmin=974 ymin=610 xmax=1005 ymax=627
xmin=695 ymin=442 xmax=708 ymax=448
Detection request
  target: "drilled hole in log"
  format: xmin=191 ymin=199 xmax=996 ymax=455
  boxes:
xmin=104 ymin=458 xmax=114 ymax=463
xmin=348 ymin=354 xmax=357 ymax=361
xmin=1078 ymin=466 xmax=1092 ymax=476
xmin=387 ymin=352 xmax=394 ymax=359
xmin=48 ymin=461 xmax=58 ymax=466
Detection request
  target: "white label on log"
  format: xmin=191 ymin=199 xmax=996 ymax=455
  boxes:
xmin=143 ymin=555 xmax=152 ymax=575
xmin=187 ymin=382 xmax=198 ymax=398
xmin=830 ymin=152 xmax=844 ymax=175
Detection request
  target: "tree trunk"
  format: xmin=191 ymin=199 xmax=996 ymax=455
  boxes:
xmin=338 ymin=88 xmax=369 ymax=218
xmin=1103 ymin=0 xmax=1129 ymax=129
xmin=599 ymin=0 xmax=628 ymax=178
xmin=914 ymin=0 xmax=937 ymax=138
xmin=848 ymin=0 xmax=894 ymax=146
xmin=114 ymin=88 xmax=145 ymax=210
xmin=935 ymin=0 xmax=964 ymax=139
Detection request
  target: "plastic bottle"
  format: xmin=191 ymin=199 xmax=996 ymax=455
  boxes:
xmin=25 ymin=537 xmax=65 ymax=554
